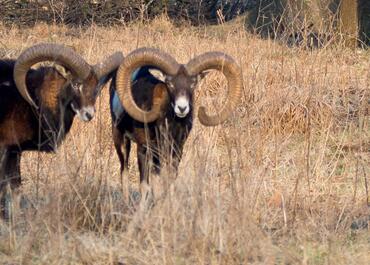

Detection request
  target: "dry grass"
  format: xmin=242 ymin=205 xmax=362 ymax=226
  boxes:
xmin=0 ymin=16 xmax=369 ymax=264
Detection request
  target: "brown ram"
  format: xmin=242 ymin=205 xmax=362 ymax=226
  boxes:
xmin=0 ymin=43 xmax=123 ymax=219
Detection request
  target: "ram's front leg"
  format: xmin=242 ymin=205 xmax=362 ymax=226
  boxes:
xmin=0 ymin=148 xmax=7 ymax=180
xmin=112 ymin=126 xmax=131 ymax=177
xmin=0 ymin=148 xmax=22 ymax=220
xmin=136 ymin=144 xmax=154 ymax=209
xmin=170 ymin=130 xmax=189 ymax=177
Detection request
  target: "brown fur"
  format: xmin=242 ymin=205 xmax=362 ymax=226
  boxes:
xmin=133 ymin=128 xmax=147 ymax=145
xmin=38 ymin=70 xmax=67 ymax=112
xmin=152 ymin=83 xmax=169 ymax=117
xmin=83 ymin=73 xmax=99 ymax=98
xmin=80 ymin=73 xmax=99 ymax=107
xmin=110 ymin=67 xmax=195 ymax=201
xmin=0 ymin=60 xmax=104 ymax=220
xmin=0 ymin=103 xmax=34 ymax=147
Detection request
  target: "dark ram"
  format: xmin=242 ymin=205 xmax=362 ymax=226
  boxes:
xmin=0 ymin=43 xmax=123 ymax=219
xmin=110 ymin=47 xmax=242 ymax=201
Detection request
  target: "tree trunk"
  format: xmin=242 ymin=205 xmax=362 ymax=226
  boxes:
xmin=340 ymin=0 xmax=359 ymax=48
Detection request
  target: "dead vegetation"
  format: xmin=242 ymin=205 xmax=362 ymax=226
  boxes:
xmin=0 ymin=17 xmax=369 ymax=264
xmin=1 ymin=0 xmax=369 ymax=47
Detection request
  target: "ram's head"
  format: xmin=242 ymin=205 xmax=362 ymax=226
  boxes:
xmin=14 ymin=43 xmax=123 ymax=121
xmin=114 ymin=47 xmax=243 ymax=126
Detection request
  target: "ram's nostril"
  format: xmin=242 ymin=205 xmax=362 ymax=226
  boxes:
xmin=178 ymin=106 xmax=187 ymax=113
xmin=85 ymin=112 xmax=93 ymax=121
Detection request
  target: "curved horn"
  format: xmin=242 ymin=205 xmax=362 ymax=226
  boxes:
xmin=93 ymin=51 xmax=124 ymax=80
xmin=115 ymin=47 xmax=180 ymax=123
xmin=14 ymin=43 xmax=91 ymax=108
xmin=185 ymin=52 xmax=243 ymax=126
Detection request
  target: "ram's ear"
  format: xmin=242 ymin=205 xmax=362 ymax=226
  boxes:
xmin=0 ymin=81 xmax=12 ymax=87
xmin=189 ymin=70 xmax=211 ymax=89
xmin=149 ymin=68 xmax=167 ymax=82
xmin=55 ymin=65 xmax=73 ymax=80
xmin=94 ymin=74 xmax=112 ymax=97
xmin=197 ymin=69 xmax=212 ymax=82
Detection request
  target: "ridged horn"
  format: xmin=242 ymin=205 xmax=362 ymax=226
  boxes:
xmin=93 ymin=51 xmax=124 ymax=80
xmin=115 ymin=47 xmax=180 ymax=123
xmin=14 ymin=43 xmax=91 ymax=108
xmin=185 ymin=52 xmax=243 ymax=126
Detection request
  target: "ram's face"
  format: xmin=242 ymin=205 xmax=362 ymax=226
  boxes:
xmin=166 ymin=73 xmax=197 ymax=118
xmin=70 ymin=74 xmax=99 ymax=122
xmin=149 ymin=68 xmax=197 ymax=118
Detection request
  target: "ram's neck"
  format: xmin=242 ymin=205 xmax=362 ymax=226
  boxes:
xmin=32 ymin=69 xmax=76 ymax=149
xmin=36 ymin=69 xmax=68 ymax=115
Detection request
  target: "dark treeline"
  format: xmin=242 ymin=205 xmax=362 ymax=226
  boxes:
xmin=0 ymin=0 xmax=368 ymax=46
xmin=2 ymin=0 xmax=253 ymax=26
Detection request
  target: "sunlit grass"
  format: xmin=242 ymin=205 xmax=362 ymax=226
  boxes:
xmin=0 ymin=17 xmax=369 ymax=264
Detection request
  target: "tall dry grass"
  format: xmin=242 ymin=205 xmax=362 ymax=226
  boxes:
xmin=0 ymin=17 xmax=369 ymax=264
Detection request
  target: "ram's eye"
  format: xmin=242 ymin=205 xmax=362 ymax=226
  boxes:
xmin=167 ymin=82 xmax=175 ymax=90
xmin=72 ymin=83 xmax=83 ymax=93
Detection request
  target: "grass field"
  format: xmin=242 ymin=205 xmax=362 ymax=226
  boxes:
xmin=0 ymin=16 xmax=369 ymax=264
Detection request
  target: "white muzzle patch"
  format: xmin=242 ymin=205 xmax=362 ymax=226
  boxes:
xmin=72 ymin=104 xmax=95 ymax=122
xmin=174 ymin=96 xmax=190 ymax=118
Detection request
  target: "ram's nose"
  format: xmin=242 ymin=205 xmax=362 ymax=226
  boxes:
xmin=80 ymin=106 xmax=95 ymax=122
xmin=84 ymin=111 xmax=93 ymax=121
xmin=174 ymin=96 xmax=190 ymax=118
xmin=178 ymin=106 xmax=187 ymax=113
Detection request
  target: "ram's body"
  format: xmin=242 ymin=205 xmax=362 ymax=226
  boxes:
xmin=0 ymin=60 xmax=78 ymax=152
xmin=0 ymin=59 xmax=96 ymax=218
xmin=0 ymin=45 xmax=123 ymax=219
xmin=111 ymin=48 xmax=242 ymax=203
xmin=110 ymin=67 xmax=193 ymax=187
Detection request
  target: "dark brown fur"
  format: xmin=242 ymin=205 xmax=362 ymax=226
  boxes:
xmin=110 ymin=67 xmax=195 ymax=197
xmin=0 ymin=59 xmax=99 ymax=219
